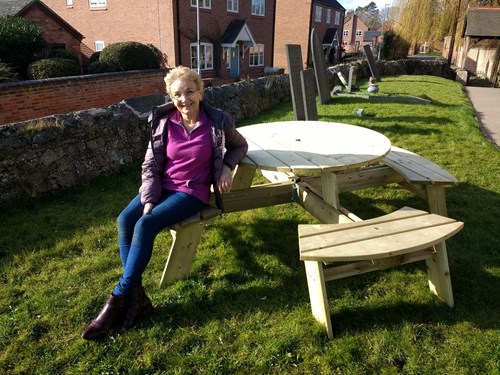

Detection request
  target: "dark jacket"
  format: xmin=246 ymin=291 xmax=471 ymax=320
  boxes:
xmin=140 ymin=100 xmax=248 ymax=211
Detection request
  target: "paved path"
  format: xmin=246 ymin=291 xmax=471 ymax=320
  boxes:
xmin=465 ymin=86 xmax=500 ymax=148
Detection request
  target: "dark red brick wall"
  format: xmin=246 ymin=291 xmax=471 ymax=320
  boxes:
xmin=0 ymin=70 xmax=167 ymax=126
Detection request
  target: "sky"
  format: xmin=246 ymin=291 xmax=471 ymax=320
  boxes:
xmin=339 ymin=0 xmax=394 ymax=11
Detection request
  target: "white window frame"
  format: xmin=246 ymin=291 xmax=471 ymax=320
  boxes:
xmin=224 ymin=48 xmax=231 ymax=69
xmin=191 ymin=0 xmax=211 ymax=9
xmin=326 ymin=9 xmax=331 ymax=24
xmin=89 ymin=0 xmax=106 ymax=8
xmin=227 ymin=0 xmax=238 ymax=13
xmin=251 ymin=0 xmax=265 ymax=16
xmin=66 ymin=0 xmax=73 ymax=6
xmin=343 ymin=30 xmax=348 ymax=36
xmin=95 ymin=41 xmax=105 ymax=52
xmin=356 ymin=30 xmax=362 ymax=37
xmin=335 ymin=11 xmax=340 ymax=25
xmin=190 ymin=43 xmax=213 ymax=70
xmin=249 ymin=44 xmax=264 ymax=67
xmin=315 ymin=6 xmax=322 ymax=22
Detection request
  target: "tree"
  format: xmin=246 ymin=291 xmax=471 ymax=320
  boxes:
xmin=0 ymin=16 xmax=46 ymax=78
xmin=356 ymin=2 xmax=381 ymax=30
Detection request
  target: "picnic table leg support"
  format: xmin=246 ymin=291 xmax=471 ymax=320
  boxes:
xmin=425 ymin=185 xmax=448 ymax=216
xmin=232 ymin=164 xmax=257 ymax=191
xmin=160 ymin=223 xmax=205 ymax=287
xmin=426 ymin=241 xmax=454 ymax=307
xmin=304 ymin=260 xmax=334 ymax=339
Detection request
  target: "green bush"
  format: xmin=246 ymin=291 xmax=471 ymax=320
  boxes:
xmin=0 ymin=61 xmax=19 ymax=83
xmin=0 ymin=16 xmax=46 ymax=78
xmin=88 ymin=51 xmax=101 ymax=65
xmin=88 ymin=60 xmax=116 ymax=74
xmin=146 ymin=43 xmax=167 ymax=67
xmin=51 ymin=49 xmax=79 ymax=64
xmin=27 ymin=58 xmax=81 ymax=79
xmin=380 ymin=29 xmax=410 ymax=60
xmin=99 ymin=41 xmax=160 ymax=71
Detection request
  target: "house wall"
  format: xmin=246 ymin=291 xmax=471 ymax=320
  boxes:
xmin=309 ymin=2 xmax=345 ymax=64
xmin=22 ymin=2 xmax=83 ymax=65
xmin=274 ymin=0 xmax=312 ymax=71
xmin=175 ymin=1 xmax=276 ymax=79
xmin=343 ymin=13 xmax=369 ymax=54
xmin=0 ymin=70 xmax=167 ymax=126
xmin=274 ymin=1 xmax=345 ymax=71
xmin=41 ymin=0 xmax=175 ymax=65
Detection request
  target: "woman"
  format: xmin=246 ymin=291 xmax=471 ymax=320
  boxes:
xmin=82 ymin=66 xmax=248 ymax=340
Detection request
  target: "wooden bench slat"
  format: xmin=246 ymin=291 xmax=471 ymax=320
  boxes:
xmin=383 ymin=146 xmax=458 ymax=185
xmin=298 ymin=207 xmax=464 ymax=262
xmin=298 ymin=206 xmax=429 ymax=237
xmin=300 ymin=221 xmax=463 ymax=261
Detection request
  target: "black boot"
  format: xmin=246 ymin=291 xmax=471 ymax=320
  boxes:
xmin=122 ymin=285 xmax=153 ymax=330
xmin=81 ymin=294 xmax=129 ymax=340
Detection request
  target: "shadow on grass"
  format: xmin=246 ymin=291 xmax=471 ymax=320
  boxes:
xmin=147 ymin=182 xmax=499 ymax=335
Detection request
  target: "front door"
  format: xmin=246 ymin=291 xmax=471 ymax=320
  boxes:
xmin=230 ymin=45 xmax=240 ymax=77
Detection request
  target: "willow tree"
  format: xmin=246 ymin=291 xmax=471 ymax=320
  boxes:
xmin=392 ymin=0 xmax=498 ymax=58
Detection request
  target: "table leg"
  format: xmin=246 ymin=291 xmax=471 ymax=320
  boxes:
xmin=232 ymin=164 xmax=257 ymax=191
xmin=321 ymin=172 xmax=341 ymax=222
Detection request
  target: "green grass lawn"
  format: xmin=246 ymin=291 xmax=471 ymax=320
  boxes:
xmin=1 ymin=75 xmax=499 ymax=374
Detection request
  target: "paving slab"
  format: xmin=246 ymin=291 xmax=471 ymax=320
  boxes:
xmin=465 ymin=86 xmax=500 ymax=148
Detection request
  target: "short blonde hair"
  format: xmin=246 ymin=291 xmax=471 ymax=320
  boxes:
xmin=164 ymin=66 xmax=204 ymax=97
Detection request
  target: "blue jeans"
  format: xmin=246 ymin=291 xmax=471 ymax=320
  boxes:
xmin=113 ymin=191 xmax=206 ymax=297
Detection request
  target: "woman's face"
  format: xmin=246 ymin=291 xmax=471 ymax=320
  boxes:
xmin=170 ymin=77 xmax=202 ymax=119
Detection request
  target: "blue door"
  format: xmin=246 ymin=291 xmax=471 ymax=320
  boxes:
xmin=230 ymin=45 xmax=240 ymax=77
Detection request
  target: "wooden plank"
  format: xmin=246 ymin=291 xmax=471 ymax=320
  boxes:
xmin=304 ymin=260 xmax=334 ymax=338
xmin=295 ymin=181 xmax=350 ymax=224
xmin=299 ymin=221 xmax=463 ymax=262
xmin=160 ymin=222 xmax=206 ymax=286
xmin=426 ymin=241 xmax=454 ymax=307
xmin=384 ymin=146 xmax=458 ymax=185
xmin=298 ymin=206 xmax=429 ymax=237
xmin=323 ymin=249 xmax=435 ymax=281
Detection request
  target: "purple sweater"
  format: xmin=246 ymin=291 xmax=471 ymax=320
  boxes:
xmin=162 ymin=110 xmax=212 ymax=204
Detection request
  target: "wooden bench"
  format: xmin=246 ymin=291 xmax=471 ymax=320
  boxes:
xmin=160 ymin=205 xmax=221 ymax=286
xmin=298 ymin=206 xmax=464 ymax=339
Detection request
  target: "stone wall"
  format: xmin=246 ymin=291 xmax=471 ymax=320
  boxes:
xmin=0 ymin=75 xmax=291 ymax=205
xmin=0 ymin=59 xmax=457 ymax=205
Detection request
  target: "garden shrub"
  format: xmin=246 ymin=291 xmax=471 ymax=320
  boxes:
xmin=0 ymin=61 xmax=19 ymax=83
xmin=89 ymin=51 xmax=101 ymax=65
xmin=0 ymin=15 xmax=46 ymax=78
xmin=27 ymin=58 xmax=80 ymax=79
xmin=99 ymin=41 xmax=160 ymax=71
xmin=51 ymin=49 xmax=79 ymax=64
xmin=88 ymin=61 xmax=116 ymax=74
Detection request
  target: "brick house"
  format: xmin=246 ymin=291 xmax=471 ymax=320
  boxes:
xmin=342 ymin=11 xmax=369 ymax=56
xmin=34 ymin=0 xmax=275 ymax=79
xmin=1 ymin=0 xmax=84 ymax=65
xmin=274 ymin=0 xmax=345 ymax=71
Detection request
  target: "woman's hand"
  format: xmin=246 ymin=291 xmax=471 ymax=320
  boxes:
xmin=143 ymin=202 xmax=155 ymax=215
xmin=217 ymin=165 xmax=233 ymax=193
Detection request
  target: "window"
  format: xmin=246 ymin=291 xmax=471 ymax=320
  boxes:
xmin=66 ymin=0 xmax=73 ymax=5
xmin=224 ymin=48 xmax=231 ymax=69
xmin=227 ymin=0 xmax=238 ymax=13
xmin=251 ymin=0 xmax=265 ymax=16
xmin=326 ymin=9 xmax=331 ymax=24
xmin=314 ymin=6 xmax=322 ymax=22
xmin=89 ymin=0 xmax=106 ymax=7
xmin=343 ymin=30 xmax=348 ymax=36
xmin=356 ymin=30 xmax=362 ymax=36
xmin=190 ymin=43 xmax=213 ymax=70
xmin=191 ymin=0 xmax=211 ymax=9
xmin=249 ymin=44 xmax=264 ymax=66
xmin=335 ymin=11 xmax=340 ymax=25
xmin=95 ymin=41 xmax=105 ymax=52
